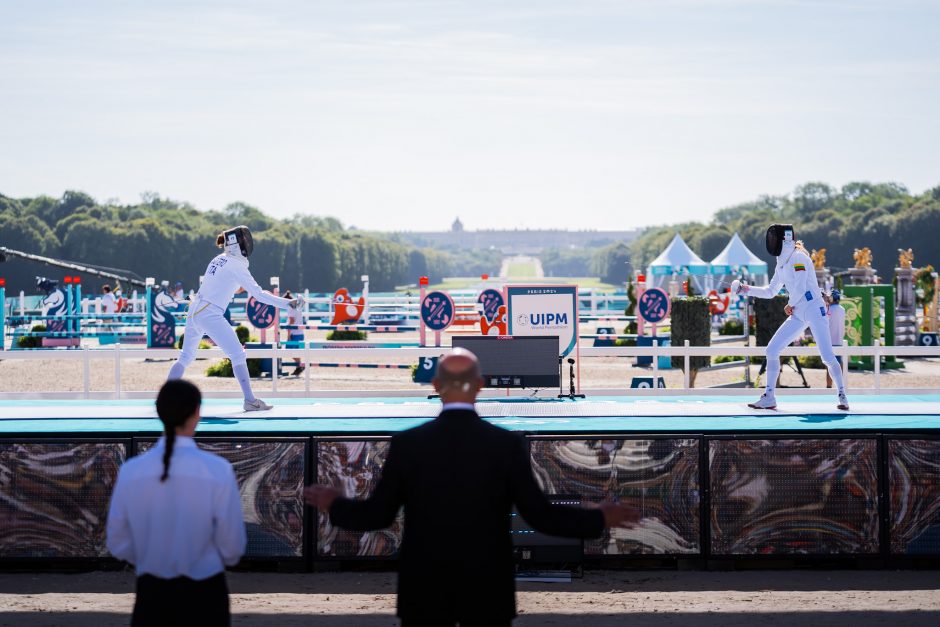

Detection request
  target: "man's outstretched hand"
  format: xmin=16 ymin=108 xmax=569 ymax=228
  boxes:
xmin=597 ymin=502 xmax=642 ymax=528
xmin=304 ymin=484 xmax=341 ymax=512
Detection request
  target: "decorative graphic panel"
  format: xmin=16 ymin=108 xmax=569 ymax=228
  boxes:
xmin=889 ymin=439 xmax=940 ymax=555
xmin=138 ymin=439 xmax=306 ymax=557
xmin=530 ymin=438 xmax=700 ymax=555
xmin=709 ymin=439 xmax=879 ymax=555
xmin=0 ymin=441 xmax=126 ymax=558
xmin=316 ymin=440 xmax=403 ymax=557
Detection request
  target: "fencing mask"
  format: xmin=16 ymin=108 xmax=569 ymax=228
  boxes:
xmin=765 ymin=224 xmax=794 ymax=257
xmin=222 ymin=225 xmax=253 ymax=258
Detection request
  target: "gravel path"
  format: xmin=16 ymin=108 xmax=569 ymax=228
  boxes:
xmin=1 ymin=570 xmax=938 ymax=626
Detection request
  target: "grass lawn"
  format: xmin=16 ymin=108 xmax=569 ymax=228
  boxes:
xmin=505 ymin=261 xmax=537 ymax=277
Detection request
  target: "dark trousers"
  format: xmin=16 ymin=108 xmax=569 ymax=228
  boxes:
xmin=132 ymin=572 xmax=230 ymax=627
xmin=402 ymin=620 xmax=511 ymax=627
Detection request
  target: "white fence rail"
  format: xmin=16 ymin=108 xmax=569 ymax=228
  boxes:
xmin=1 ymin=343 xmax=939 ymax=400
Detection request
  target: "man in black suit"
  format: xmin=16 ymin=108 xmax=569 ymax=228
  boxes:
xmin=305 ymin=348 xmax=640 ymax=626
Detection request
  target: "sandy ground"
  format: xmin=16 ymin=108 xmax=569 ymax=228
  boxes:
xmin=1 ymin=329 xmax=939 ymax=394
xmin=0 ymin=570 xmax=938 ymax=626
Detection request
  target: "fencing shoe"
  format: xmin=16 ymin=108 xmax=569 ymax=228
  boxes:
xmin=837 ymin=393 xmax=850 ymax=411
xmin=748 ymin=392 xmax=777 ymax=410
xmin=244 ymin=398 xmax=273 ymax=412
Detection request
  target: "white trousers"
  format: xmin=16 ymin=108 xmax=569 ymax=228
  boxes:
xmin=176 ymin=300 xmax=247 ymax=368
xmin=765 ymin=306 xmax=845 ymax=394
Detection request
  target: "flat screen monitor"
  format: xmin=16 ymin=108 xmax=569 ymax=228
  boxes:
xmin=512 ymin=495 xmax=584 ymax=570
xmin=452 ymin=335 xmax=560 ymax=388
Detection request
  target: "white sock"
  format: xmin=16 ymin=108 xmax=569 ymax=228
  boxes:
xmin=233 ymin=363 xmax=256 ymax=402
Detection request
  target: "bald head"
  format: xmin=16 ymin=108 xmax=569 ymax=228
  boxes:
xmin=433 ymin=348 xmax=484 ymax=403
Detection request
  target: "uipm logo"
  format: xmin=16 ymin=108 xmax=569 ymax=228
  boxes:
xmin=528 ymin=312 xmax=568 ymax=326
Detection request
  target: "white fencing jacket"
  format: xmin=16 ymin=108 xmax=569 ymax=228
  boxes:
xmin=196 ymin=253 xmax=292 ymax=311
xmin=748 ymin=246 xmax=825 ymax=322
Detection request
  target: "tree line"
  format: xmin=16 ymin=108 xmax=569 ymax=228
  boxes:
xmin=3 ymin=180 xmax=936 ymax=295
xmin=628 ymin=181 xmax=940 ymax=277
xmin=0 ymin=191 xmax=453 ymax=293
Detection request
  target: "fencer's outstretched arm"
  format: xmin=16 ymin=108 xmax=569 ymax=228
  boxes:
xmin=745 ymin=270 xmax=784 ymax=299
xmin=232 ymin=263 xmax=293 ymax=309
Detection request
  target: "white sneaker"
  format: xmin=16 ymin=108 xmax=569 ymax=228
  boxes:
xmin=748 ymin=392 xmax=777 ymax=410
xmin=244 ymin=398 xmax=273 ymax=412
xmin=837 ymin=393 xmax=849 ymax=411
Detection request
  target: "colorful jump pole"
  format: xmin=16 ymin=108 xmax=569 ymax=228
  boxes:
xmin=419 ymin=276 xmax=428 ymax=346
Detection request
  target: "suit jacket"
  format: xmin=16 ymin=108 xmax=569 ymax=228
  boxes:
xmin=329 ymin=408 xmax=605 ymax=621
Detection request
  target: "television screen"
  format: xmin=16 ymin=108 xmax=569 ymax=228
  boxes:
xmin=0 ymin=441 xmax=126 ymax=558
xmin=138 ymin=439 xmax=306 ymax=558
xmin=512 ymin=495 xmax=583 ymax=570
xmin=530 ymin=438 xmax=701 ymax=555
xmin=512 ymin=496 xmax=583 ymax=547
xmin=452 ymin=335 xmax=560 ymax=388
xmin=709 ymin=438 xmax=879 ymax=555
xmin=888 ymin=439 xmax=940 ymax=555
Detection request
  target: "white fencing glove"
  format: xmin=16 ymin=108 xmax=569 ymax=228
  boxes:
xmin=731 ymin=280 xmax=748 ymax=295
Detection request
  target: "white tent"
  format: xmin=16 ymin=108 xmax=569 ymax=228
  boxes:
xmin=709 ymin=232 xmax=768 ymax=278
xmin=646 ymin=233 xmax=710 ymax=292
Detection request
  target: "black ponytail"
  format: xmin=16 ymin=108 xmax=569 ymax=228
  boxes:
xmin=162 ymin=431 xmax=176 ymax=482
xmin=155 ymin=379 xmax=202 ymax=483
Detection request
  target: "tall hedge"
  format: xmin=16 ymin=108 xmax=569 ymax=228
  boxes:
xmin=752 ymin=295 xmax=789 ymax=347
xmin=670 ymin=297 xmax=711 ymax=384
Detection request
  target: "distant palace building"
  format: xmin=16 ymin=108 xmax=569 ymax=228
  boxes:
xmin=395 ymin=218 xmax=640 ymax=254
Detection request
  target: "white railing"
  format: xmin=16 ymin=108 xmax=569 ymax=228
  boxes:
xmin=1 ymin=342 xmax=939 ymax=400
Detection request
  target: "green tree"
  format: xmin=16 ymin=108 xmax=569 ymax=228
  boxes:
xmin=591 ymin=242 xmax=631 ymax=284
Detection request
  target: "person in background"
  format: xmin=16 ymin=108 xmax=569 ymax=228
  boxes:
xmin=100 ymin=284 xmax=118 ymax=315
xmin=106 ymin=379 xmax=246 ymax=627
xmin=172 ymin=281 xmax=187 ymax=311
xmin=284 ymin=290 xmax=305 ymax=376
xmin=826 ymin=289 xmax=846 ymax=389
xmin=305 ymin=348 xmax=641 ymax=627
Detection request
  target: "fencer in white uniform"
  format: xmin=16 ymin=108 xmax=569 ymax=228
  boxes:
xmin=167 ymin=225 xmax=301 ymax=411
xmin=734 ymin=224 xmax=849 ymax=411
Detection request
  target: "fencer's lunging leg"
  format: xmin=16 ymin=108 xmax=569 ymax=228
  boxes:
xmin=168 ymin=306 xmax=204 ymax=380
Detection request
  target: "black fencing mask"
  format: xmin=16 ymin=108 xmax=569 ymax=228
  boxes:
xmin=765 ymin=224 xmax=794 ymax=257
xmin=223 ymin=225 xmax=254 ymax=258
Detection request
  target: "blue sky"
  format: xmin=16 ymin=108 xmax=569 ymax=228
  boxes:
xmin=1 ymin=0 xmax=937 ymax=231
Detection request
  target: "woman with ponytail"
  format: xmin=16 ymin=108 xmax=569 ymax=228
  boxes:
xmin=107 ymin=380 xmax=246 ymax=626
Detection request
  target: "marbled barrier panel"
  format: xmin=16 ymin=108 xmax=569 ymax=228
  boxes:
xmin=0 ymin=441 xmax=126 ymax=558
xmin=317 ymin=440 xmax=403 ymax=558
xmin=889 ymin=439 xmax=940 ymax=555
xmin=710 ymin=439 xmax=879 ymax=555
xmin=529 ymin=438 xmax=700 ymax=555
xmin=138 ymin=439 xmax=305 ymax=557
